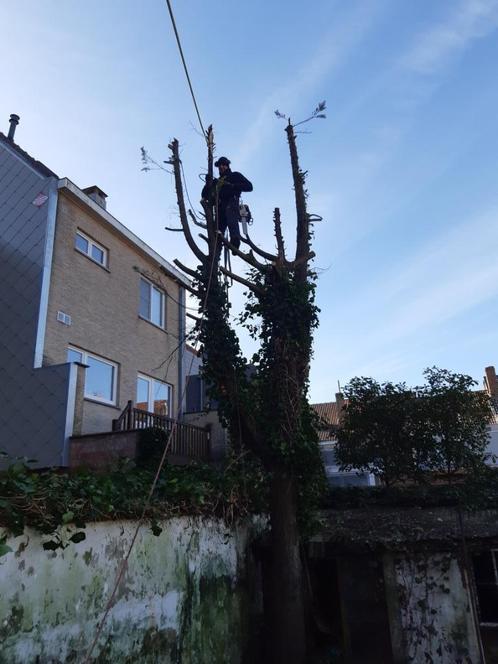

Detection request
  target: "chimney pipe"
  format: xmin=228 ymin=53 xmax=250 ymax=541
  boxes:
xmin=484 ymin=366 xmax=497 ymax=398
xmin=7 ymin=114 xmax=20 ymax=141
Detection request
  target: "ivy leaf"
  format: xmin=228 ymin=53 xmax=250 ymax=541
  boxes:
xmin=43 ymin=539 xmax=62 ymax=551
xmin=0 ymin=538 xmax=12 ymax=558
xmin=69 ymin=531 xmax=86 ymax=544
xmin=151 ymin=520 xmax=162 ymax=537
xmin=62 ymin=511 xmax=74 ymax=524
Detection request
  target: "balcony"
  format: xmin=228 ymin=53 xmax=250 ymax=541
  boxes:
xmin=70 ymin=401 xmax=210 ymax=469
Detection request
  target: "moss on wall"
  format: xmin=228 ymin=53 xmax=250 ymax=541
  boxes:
xmin=0 ymin=518 xmax=264 ymax=663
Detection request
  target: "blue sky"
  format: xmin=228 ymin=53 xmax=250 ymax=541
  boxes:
xmin=2 ymin=0 xmax=498 ymax=402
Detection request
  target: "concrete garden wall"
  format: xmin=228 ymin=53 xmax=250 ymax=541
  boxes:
xmin=0 ymin=517 xmax=263 ymax=663
xmin=384 ymin=552 xmax=481 ymax=664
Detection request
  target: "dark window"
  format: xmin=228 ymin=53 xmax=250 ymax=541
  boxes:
xmin=186 ymin=374 xmax=203 ymax=413
xmin=139 ymin=277 xmax=165 ymax=328
xmin=473 ymin=550 xmax=498 ymax=623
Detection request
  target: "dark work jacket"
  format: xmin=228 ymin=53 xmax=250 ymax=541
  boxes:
xmin=202 ymin=169 xmax=253 ymax=207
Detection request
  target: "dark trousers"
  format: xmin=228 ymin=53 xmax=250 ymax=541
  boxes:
xmin=216 ymin=199 xmax=240 ymax=256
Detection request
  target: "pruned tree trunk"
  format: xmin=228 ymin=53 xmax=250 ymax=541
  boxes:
xmin=167 ymin=113 xmax=322 ymax=663
xmin=270 ymin=469 xmax=306 ymax=663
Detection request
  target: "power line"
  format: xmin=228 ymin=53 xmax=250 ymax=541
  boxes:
xmin=83 ymin=7 xmax=216 ymax=655
xmin=164 ymin=0 xmax=207 ymax=140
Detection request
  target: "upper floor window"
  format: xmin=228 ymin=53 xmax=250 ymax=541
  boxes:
xmin=67 ymin=346 xmax=117 ymax=405
xmin=75 ymin=230 xmax=108 ymax=268
xmin=137 ymin=374 xmax=172 ymax=417
xmin=139 ymin=277 xmax=166 ymax=328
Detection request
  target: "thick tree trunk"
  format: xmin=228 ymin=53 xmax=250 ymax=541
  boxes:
xmin=269 ymin=469 xmax=306 ymax=664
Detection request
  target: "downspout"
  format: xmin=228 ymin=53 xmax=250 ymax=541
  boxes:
xmin=33 ymin=178 xmax=58 ymax=368
xmin=62 ymin=362 xmax=78 ymax=466
xmin=177 ymin=285 xmax=186 ymax=419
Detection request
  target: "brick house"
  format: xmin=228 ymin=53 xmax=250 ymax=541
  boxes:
xmin=312 ymin=393 xmax=376 ymax=486
xmin=0 ymin=114 xmax=202 ymax=467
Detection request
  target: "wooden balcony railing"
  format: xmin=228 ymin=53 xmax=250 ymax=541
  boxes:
xmin=112 ymin=401 xmax=210 ymax=460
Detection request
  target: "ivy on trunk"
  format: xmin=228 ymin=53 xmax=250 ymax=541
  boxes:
xmin=168 ymin=115 xmax=326 ymax=663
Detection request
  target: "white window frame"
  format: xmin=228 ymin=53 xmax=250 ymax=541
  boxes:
xmin=139 ymin=276 xmax=166 ymax=329
xmin=67 ymin=346 xmax=118 ymax=405
xmin=137 ymin=373 xmax=172 ymax=416
xmin=74 ymin=229 xmax=108 ymax=268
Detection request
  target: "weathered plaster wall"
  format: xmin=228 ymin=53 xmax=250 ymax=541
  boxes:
xmin=383 ymin=552 xmax=481 ymax=664
xmin=0 ymin=517 xmax=262 ymax=663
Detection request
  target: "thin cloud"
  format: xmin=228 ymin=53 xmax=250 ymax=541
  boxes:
xmin=354 ymin=205 xmax=498 ymax=345
xmin=403 ymin=0 xmax=498 ymax=74
xmin=233 ymin=0 xmax=386 ymax=168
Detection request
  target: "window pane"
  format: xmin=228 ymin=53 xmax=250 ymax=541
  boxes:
xmin=152 ymin=380 xmax=170 ymax=416
xmin=151 ymin=287 xmax=163 ymax=327
xmin=75 ymin=233 xmax=89 ymax=254
xmin=85 ymin=356 xmax=114 ymax=402
xmin=67 ymin=348 xmax=83 ymax=363
xmin=139 ymin=279 xmax=150 ymax=319
xmin=136 ymin=377 xmax=150 ymax=411
xmin=91 ymin=244 xmax=105 ymax=265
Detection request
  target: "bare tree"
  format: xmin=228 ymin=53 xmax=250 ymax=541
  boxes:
xmin=167 ymin=111 xmax=325 ymax=663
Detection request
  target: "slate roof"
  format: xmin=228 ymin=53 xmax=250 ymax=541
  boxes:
xmin=0 ymin=132 xmax=58 ymax=178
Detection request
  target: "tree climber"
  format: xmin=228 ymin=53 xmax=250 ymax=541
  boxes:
xmin=201 ymin=156 xmax=253 ymax=255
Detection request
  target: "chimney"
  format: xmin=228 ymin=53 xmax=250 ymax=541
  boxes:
xmin=7 ymin=114 xmax=20 ymax=141
xmin=484 ymin=366 xmax=497 ymax=398
xmin=335 ymin=391 xmax=345 ymax=424
xmin=82 ymin=185 xmax=107 ymax=210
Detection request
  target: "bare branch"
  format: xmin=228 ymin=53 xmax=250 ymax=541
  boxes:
xmin=164 ymin=226 xmax=183 ymax=233
xmin=285 ymin=121 xmax=309 ymax=282
xmin=240 ymin=234 xmax=277 ymax=262
xmin=220 ymin=237 xmax=268 ymax=271
xmin=286 ymin=251 xmax=316 ymax=269
xmin=189 ymin=209 xmax=207 ymax=229
xmin=180 ymin=281 xmax=200 ymax=298
xmin=219 ymin=266 xmax=264 ymax=295
xmin=197 ymin=233 xmax=266 ymax=271
xmin=273 ymin=207 xmax=286 ymax=262
xmin=169 ymin=139 xmax=207 ymax=263
xmin=173 ymin=259 xmax=199 ymax=280
xmin=204 ymin=126 xmax=216 ymax=251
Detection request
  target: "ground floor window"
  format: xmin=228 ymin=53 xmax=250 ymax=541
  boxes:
xmin=136 ymin=374 xmax=172 ymax=417
xmin=473 ymin=549 xmax=498 ymax=623
xmin=67 ymin=346 xmax=117 ymax=405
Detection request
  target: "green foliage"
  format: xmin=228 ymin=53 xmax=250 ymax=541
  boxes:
xmin=420 ymin=367 xmax=491 ymax=480
xmin=0 ymin=537 xmax=12 ymax=558
xmin=185 ymin=121 xmax=326 ymax=542
xmin=335 ymin=377 xmax=422 ymax=486
xmin=193 ymin=258 xmax=325 ymax=531
xmin=335 ymin=368 xmax=492 ymax=485
xmin=0 ymin=454 xmax=269 ymax=549
xmin=323 ymin=466 xmax=498 ymax=511
xmin=136 ymin=426 xmax=169 ymax=469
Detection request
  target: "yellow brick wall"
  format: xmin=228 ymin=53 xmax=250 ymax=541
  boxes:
xmin=44 ymin=189 xmax=183 ymax=434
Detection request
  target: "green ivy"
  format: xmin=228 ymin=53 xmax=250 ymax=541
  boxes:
xmin=0 ymin=453 xmax=269 ymax=554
